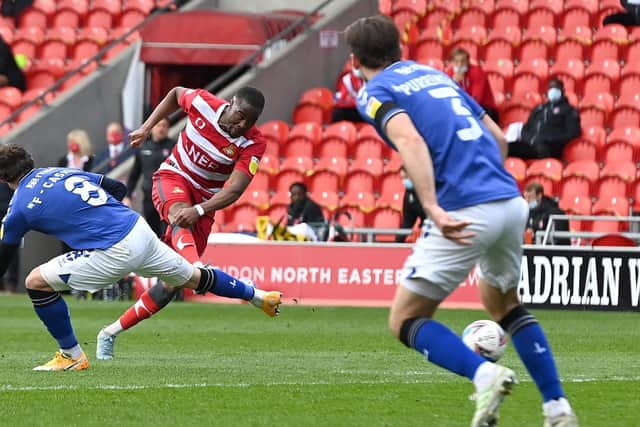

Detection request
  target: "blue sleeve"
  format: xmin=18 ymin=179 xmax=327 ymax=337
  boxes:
xmin=81 ymin=171 xmax=105 ymax=186
xmin=457 ymin=87 xmax=486 ymax=119
xmin=357 ymin=82 xmax=406 ymax=133
xmin=1 ymin=209 xmax=27 ymax=245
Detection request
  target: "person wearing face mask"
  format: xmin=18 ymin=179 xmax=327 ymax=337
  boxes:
xmin=331 ymin=63 xmax=365 ymax=123
xmin=57 ymin=129 xmax=94 ymax=171
xmin=508 ymin=79 xmax=581 ymax=160
xmin=524 ymin=182 xmax=569 ymax=245
xmin=396 ymin=166 xmax=426 ymax=243
xmin=92 ymin=122 xmax=135 ymax=174
xmin=445 ymin=48 xmax=499 ymax=125
xmin=123 ymin=117 xmax=176 ymax=237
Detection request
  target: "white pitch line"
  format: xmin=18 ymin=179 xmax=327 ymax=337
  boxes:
xmin=1 ymin=376 xmax=639 ymax=392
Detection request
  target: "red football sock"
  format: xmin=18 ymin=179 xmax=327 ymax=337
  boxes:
xmin=119 ymin=290 xmax=160 ymax=330
xmin=171 ymin=227 xmax=199 ymax=264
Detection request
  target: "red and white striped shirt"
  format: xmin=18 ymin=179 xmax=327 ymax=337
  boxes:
xmin=159 ymin=88 xmax=265 ymax=194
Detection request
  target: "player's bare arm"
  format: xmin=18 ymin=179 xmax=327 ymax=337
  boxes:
xmin=172 ymin=169 xmax=251 ymax=228
xmin=385 ymin=113 xmax=475 ymax=245
xmin=129 ymin=86 xmax=188 ymax=148
xmin=481 ymin=114 xmax=508 ymax=161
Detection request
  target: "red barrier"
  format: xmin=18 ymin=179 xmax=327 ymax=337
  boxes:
xmin=171 ymin=242 xmax=483 ymax=308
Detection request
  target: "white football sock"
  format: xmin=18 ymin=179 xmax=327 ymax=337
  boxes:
xmin=472 ymin=361 xmax=497 ymax=391
xmin=251 ymin=287 xmax=264 ymax=307
xmin=103 ymin=320 xmax=124 ymax=336
xmin=543 ymin=397 xmax=573 ymax=418
xmin=61 ymin=344 xmax=83 ymax=359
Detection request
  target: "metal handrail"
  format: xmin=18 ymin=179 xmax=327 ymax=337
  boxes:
xmin=0 ymin=0 xmax=185 ymax=128
xmin=540 ymin=214 xmax=640 ymax=245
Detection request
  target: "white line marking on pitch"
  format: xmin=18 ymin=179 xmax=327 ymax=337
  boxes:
xmin=1 ymin=376 xmax=639 ymax=392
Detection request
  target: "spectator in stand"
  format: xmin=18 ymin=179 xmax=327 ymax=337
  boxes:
xmin=123 ymin=117 xmax=176 ymax=237
xmin=603 ymin=1 xmax=640 ymax=26
xmin=57 ymin=129 xmax=94 ymax=171
xmin=396 ymin=166 xmax=426 ymax=243
xmin=445 ymin=47 xmax=499 ymax=125
xmin=524 ymin=182 xmax=569 ymax=245
xmin=0 ymin=183 xmax=18 ymax=293
xmin=331 ymin=66 xmax=365 ymax=123
xmin=0 ymin=35 xmax=26 ymax=92
xmin=507 ymin=78 xmax=581 ymax=160
xmin=1 ymin=0 xmax=33 ymax=21
xmin=93 ymin=122 xmax=135 ymax=174
xmin=287 ymin=182 xmax=325 ymax=226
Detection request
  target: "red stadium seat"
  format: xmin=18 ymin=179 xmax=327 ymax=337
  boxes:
xmin=12 ymin=27 xmax=46 ymax=59
xmin=492 ymin=7 xmax=522 ymax=28
xmin=466 ymin=0 xmax=495 ymax=14
xmin=501 ymin=105 xmax=530 ymax=125
xmin=524 ymin=175 xmax=555 ymax=197
xmin=259 ymin=153 xmax=280 ymax=175
xmin=526 ymin=7 xmax=555 ymax=28
xmin=340 ymin=191 xmax=376 ymax=214
xmin=322 ymin=120 xmax=356 ymax=146
xmin=16 ymin=104 xmax=41 ymax=124
xmin=308 ymin=170 xmax=339 ymax=194
xmin=530 ymin=0 xmax=563 ymax=14
xmin=414 ymin=40 xmax=444 ymax=62
xmin=594 ymin=25 xmax=629 ymax=46
xmin=617 ymin=75 xmax=640 ymax=98
xmin=553 ymin=40 xmax=584 ymax=62
xmin=595 ymin=176 xmax=629 ymax=200
xmin=527 ymin=158 xmax=563 ymax=182
xmin=517 ymin=40 xmax=549 ymax=63
xmin=616 ymin=92 xmax=640 ymax=113
xmin=280 ymin=155 xmax=314 ymax=176
xmin=631 ymin=180 xmax=640 ymax=212
xmin=483 ymin=40 xmax=513 ymax=62
xmin=119 ymin=9 xmax=146 ymax=28
xmin=453 ymin=26 xmax=488 ymax=44
xmin=287 ymin=122 xmax=322 ymax=146
xmin=311 ymin=190 xmax=340 ymax=213
xmin=581 ymin=75 xmax=612 ymax=98
xmin=350 ymin=157 xmax=385 ymax=181
xmin=560 ymin=194 xmax=592 ymax=215
xmin=26 ymin=69 xmax=57 ymax=90
xmin=371 ymin=208 xmax=402 ymax=242
xmin=316 ymin=139 xmax=348 ymax=160
xmin=274 ymin=170 xmax=304 ymax=194
xmin=603 ymin=141 xmax=635 ymax=165
xmin=283 ymin=139 xmax=313 ymax=159
xmin=591 ymin=234 xmax=636 ymax=247
xmin=384 ymin=151 xmax=403 ymax=173
xmin=86 ymin=0 xmax=121 ymax=29
xmin=292 ymin=103 xmax=324 ymax=124
xmin=579 ymin=108 xmax=606 ymax=129
xmin=484 ymin=59 xmax=513 ymax=87
xmin=315 ymin=155 xmax=349 ymax=177
xmin=496 ymin=0 xmax=528 ymax=14
xmin=510 ymin=74 xmax=541 ymax=98
xmin=504 ymin=157 xmax=527 ymax=182
xmin=0 ymin=87 xmax=22 ymax=110
xmin=601 ymin=160 xmax=636 ymax=182
xmin=258 ymin=120 xmax=288 ymax=145
xmin=344 ymin=171 xmax=375 ymax=195
xmin=590 ymin=40 xmax=620 ymax=66
xmin=550 ymin=59 xmax=585 ymax=94
xmin=353 ymin=139 xmax=384 ymax=161
xmin=559 ymin=176 xmax=591 ymax=200
xmin=487 ymin=25 xmax=521 ymax=45
xmin=19 ymin=0 xmax=56 ymax=28
xmin=563 ymin=159 xmax=600 ymax=183
xmin=225 ymin=205 xmax=259 ymax=233
xmin=246 ymin=171 xmax=269 ymax=191
xmin=487 ymin=72 xmax=506 ymax=96
xmin=610 ymin=107 xmax=640 ymax=129
xmin=580 ymin=92 xmax=615 ymax=115
xmin=562 ymin=6 xmax=591 ymax=30
xmin=563 ymin=141 xmax=597 ymax=163
xmin=40 ymin=27 xmax=76 ymax=60
xmin=53 ymin=0 xmax=89 ymax=28
xmin=607 ymin=127 xmax=640 ymax=157
xmin=506 ymin=91 xmax=542 ymax=110
xmin=235 ymin=188 xmax=270 ymax=212
xmin=586 ymin=60 xmax=621 ymax=85
xmin=559 ymin=25 xmax=592 ymax=46
xmin=514 ymin=57 xmax=549 ymax=82
xmin=593 ymin=195 xmax=630 ymax=216
xmin=377 ymin=173 xmax=404 ymax=211
xmin=453 ymin=7 xmax=488 ymax=28
xmin=522 ymin=25 xmax=556 ymax=46
xmin=72 ymin=27 xmax=109 ymax=62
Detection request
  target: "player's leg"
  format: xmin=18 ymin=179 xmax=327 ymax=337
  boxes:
xmin=152 ymin=171 xmax=200 ymax=264
xmin=478 ymin=196 xmax=578 ymax=426
xmin=27 ymin=259 xmax=91 ymax=371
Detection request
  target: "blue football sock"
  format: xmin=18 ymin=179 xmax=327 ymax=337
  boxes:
xmin=511 ymin=323 xmax=565 ymax=402
xmin=211 ymin=269 xmax=255 ymax=301
xmin=28 ymin=290 xmax=78 ymax=350
xmin=404 ymin=318 xmax=486 ymax=380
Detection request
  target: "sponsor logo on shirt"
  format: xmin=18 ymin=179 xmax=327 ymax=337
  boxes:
xmin=365 ymin=96 xmax=382 ymax=119
xmin=171 ymin=187 xmax=184 ymax=194
xmin=249 ymin=156 xmax=260 ymax=175
xmin=221 ymin=144 xmax=238 ymax=158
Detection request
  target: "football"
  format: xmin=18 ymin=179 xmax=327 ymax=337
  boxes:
xmin=462 ymin=320 xmax=508 ymax=362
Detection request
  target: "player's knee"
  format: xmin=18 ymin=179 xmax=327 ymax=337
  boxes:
xmin=24 ymin=268 xmax=49 ymax=291
xmin=498 ymin=305 xmax=538 ymax=336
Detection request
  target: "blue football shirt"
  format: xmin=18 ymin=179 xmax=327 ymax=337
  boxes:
xmin=0 ymin=168 xmax=139 ymax=249
xmin=356 ymin=60 xmax=520 ymax=211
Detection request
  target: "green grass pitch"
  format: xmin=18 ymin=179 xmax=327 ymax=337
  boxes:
xmin=0 ymin=295 xmax=638 ymax=426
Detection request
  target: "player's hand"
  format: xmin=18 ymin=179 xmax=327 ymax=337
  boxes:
xmin=430 ymin=208 xmax=475 ymax=245
xmin=129 ymin=127 xmax=149 ymax=148
xmin=173 ymin=206 xmax=200 ymax=228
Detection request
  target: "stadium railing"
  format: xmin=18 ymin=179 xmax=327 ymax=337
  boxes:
xmin=536 ymin=214 xmax=640 ymax=245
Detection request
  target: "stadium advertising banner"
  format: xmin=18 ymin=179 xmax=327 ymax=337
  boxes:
xmin=193 ymin=243 xmax=482 ymax=308
xmin=519 ymin=247 xmax=640 ymax=312
xmin=164 ymin=243 xmax=640 ymax=311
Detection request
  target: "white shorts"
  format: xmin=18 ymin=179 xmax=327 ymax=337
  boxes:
xmin=40 ymin=217 xmax=193 ymax=293
xmin=401 ymin=197 xmax=528 ymax=301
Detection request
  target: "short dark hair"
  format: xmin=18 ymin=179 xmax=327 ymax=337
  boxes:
xmin=235 ymin=86 xmax=265 ymax=114
xmin=0 ymin=143 xmax=34 ymax=182
xmin=524 ymin=182 xmax=544 ymax=196
xmin=345 ymin=15 xmax=401 ymax=69
xmin=289 ymin=182 xmax=307 ymax=193
xmin=449 ymin=47 xmax=470 ymax=61
xmin=548 ymin=78 xmax=564 ymax=91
